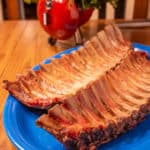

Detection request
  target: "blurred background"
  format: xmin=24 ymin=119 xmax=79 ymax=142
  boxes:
xmin=0 ymin=0 xmax=150 ymax=21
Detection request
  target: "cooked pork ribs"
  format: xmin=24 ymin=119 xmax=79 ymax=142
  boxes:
xmin=4 ymin=24 xmax=150 ymax=150
xmin=4 ymin=24 xmax=132 ymax=109
xmin=37 ymin=51 xmax=150 ymax=150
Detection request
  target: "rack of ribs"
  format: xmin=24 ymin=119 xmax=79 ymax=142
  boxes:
xmin=36 ymin=51 xmax=150 ymax=150
xmin=3 ymin=24 xmax=150 ymax=150
xmin=3 ymin=24 xmax=132 ymax=109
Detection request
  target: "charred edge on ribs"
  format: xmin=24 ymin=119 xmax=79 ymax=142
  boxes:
xmin=36 ymin=51 xmax=150 ymax=150
xmin=3 ymin=24 xmax=132 ymax=109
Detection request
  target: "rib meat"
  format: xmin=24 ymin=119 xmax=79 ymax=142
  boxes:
xmin=3 ymin=24 xmax=131 ymax=109
xmin=4 ymin=24 xmax=150 ymax=150
xmin=37 ymin=51 xmax=150 ymax=150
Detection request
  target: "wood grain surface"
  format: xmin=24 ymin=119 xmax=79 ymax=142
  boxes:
xmin=0 ymin=20 xmax=150 ymax=150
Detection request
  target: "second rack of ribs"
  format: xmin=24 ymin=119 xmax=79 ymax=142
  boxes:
xmin=37 ymin=51 xmax=150 ymax=150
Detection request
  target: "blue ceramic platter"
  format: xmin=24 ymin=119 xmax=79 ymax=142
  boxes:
xmin=3 ymin=43 xmax=150 ymax=150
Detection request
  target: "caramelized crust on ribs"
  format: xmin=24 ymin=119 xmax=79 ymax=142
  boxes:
xmin=37 ymin=51 xmax=150 ymax=150
xmin=4 ymin=24 xmax=150 ymax=150
xmin=3 ymin=24 xmax=131 ymax=109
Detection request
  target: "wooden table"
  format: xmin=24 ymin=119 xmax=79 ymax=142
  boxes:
xmin=0 ymin=20 xmax=150 ymax=150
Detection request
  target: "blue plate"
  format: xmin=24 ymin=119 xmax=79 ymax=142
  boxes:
xmin=3 ymin=43 xmax=150 ymax=150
